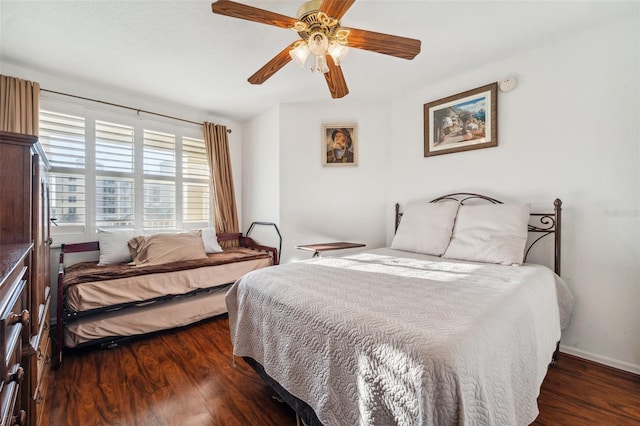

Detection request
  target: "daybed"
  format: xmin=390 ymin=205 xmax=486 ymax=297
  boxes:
xmin=54 ymin=230 xmax=278 ymax=366
xmin=226 ymin=193 xmax=574 ymax=426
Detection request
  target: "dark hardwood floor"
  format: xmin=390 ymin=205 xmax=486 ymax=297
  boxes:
xmin=44 ymin=316 xmax=640 ymax=425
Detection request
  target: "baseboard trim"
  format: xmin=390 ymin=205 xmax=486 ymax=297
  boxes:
xmin=560 ymin=345 xmax=640 ymax=375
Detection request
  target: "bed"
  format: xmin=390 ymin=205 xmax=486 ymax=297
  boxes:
xmin=225 ymin=193 xmax=574 ymax=426
xmin=54 ymin=230 xmax=278 ymax=366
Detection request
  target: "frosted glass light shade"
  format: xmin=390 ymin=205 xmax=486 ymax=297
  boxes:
xmin=311 ymin=55 xmax=329 ymax=74
xmin=289 ymin=43 xmax=310 ymax=67
xmin=328 ymin=41 xmax=348 ymax=65
xmin=308 ymin=31 xmax=329 ymax=56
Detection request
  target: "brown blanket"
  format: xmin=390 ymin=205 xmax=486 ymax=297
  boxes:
xmin=63 ymin=247 xmax=270 ymax=287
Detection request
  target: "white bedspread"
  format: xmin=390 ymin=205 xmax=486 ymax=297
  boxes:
xmin=226 ymin=248 xmax=570 ymax=426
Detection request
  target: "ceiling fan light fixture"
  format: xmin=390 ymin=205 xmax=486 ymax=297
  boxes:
xmin=290 ymin=41 xmax=310 ymax=67
xmin=328 ymin=41 xmax=348 ymax=66
xmin=311 ymin=54 xmax=330 ymax=74
xmin=308 ymin=31 xmax=329 ymax=56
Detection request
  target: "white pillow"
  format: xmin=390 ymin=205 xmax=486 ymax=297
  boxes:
xmin=200 ymin=228 xmax=223 ymax=253
xmin=391 ymin=201 xmax=460 ymax=256
xmin=443 ymin=203 xmax=530 ymax=265
xmin=96 ymin=228 xmax=137 ymax=265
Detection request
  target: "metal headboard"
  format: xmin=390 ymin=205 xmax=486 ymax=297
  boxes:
xmin=394 ymin=193 xmax=562 ymax=275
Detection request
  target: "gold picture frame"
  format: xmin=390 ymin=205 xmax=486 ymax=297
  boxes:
xmin=424 ymin=82 xmax=498 ymax=157
xmin=322 ymin=124 xmax=358 ymax=166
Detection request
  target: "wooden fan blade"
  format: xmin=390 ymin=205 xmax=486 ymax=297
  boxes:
xmin=346 ymin=27 xmax=421 ymax=60
xmin=319 ymin=0 xmax=356 ymax=20
xmin=324 ymin=56 xmax=349 ymax=99
xmin=211 ymin=0 xmax=298 ymax=29
xmin=248 ymin=45 xmax=293 ymax=85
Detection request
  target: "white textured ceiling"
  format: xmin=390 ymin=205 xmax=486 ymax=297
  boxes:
xmin=0 ymin=1 xmax=634 ymax=121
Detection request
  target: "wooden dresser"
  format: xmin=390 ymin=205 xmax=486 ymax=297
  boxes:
xmin=0 ymin=244 xmax=30 ymax=426
xmin=0 ymin=131 xmax=52 ymax=426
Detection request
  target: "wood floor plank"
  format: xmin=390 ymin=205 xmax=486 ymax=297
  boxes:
xmin=116 ymin=343 xmax=172 ymax=425
xmin=44 ymin=316 xmax=640 ymax=425
xmin=142 ymin=337 xmax=216 ymax=424
xmin=533 ymin=354 xmax=640 ymax=425
xmin=538 ymin=371 xmax=640 ymax=422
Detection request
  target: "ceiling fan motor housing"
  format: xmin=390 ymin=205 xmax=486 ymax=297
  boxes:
xmin=295 ymin=0 xmax=342 ymax=42
xmin=296 ymin=0 xmax=323 ymax=21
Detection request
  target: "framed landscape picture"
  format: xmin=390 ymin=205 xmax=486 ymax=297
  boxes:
xmin=424 ymin=82 xmax=498 ymax=157
xmin=322 ymin=124 xmax=358 ymax=166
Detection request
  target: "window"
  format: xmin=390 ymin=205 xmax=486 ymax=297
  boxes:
xmin=95 ymin=121 xmax=135 ymax=228
xmin=143 ymin=130 xmax=176 ymax=229
xmin=39 ymin=105 xmax=211 ymax=239
xmin=39 ymin=111 xmax=87 ymax=228
xmin=183 ymin=136 xmax=210 ymax=224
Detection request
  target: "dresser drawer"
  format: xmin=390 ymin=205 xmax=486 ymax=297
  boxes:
xmin=0 ymin=272 xmax=27 ymax=390
xmin=0 ymin=363 xmax=25 ymax=426
xmin=35 ymin=319 xmax=50 ymax=389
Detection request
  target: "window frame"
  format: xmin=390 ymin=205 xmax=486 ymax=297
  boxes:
xmin=40 ymin=97 xmax=212 ymax=243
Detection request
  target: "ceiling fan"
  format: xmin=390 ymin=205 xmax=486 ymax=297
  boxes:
xmin=211 ymin=0 xmax=421 ymax=99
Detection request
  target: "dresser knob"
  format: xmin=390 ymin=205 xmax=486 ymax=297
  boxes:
xmin=5 ymin=367 xmax=24 ymax=384
xmin=8 ymin=310 xmax=30 ymax=327
xmin=11 ymin=410 xmax=26 ymax=426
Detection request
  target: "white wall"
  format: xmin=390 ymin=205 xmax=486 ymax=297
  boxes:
xmin=242 ymin=15 xmax=639 ymax=374
xmin=387 ymin=17 xmax=639 ymax=372
xmin=244 ymin=101 xmax=391 ymax=262
xmin=241 ymin=107 xmax=281 ymax=250
xmin=278 ymin=101 xmax=391 ymax=262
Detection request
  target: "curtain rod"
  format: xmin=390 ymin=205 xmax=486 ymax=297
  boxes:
xmin=40 ymin=88 xmax=232 ymax=133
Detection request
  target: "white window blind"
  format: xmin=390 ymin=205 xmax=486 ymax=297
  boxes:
xmin=39 ymin=110 xmax=85 ymax=169
xmin=95 ymin=121 xmax=135 ymax=228
xmin=182 ymin=136 xmax=209 ymax=179
xmin=39 ymin=110 xmax=87 ymax=227
xmin=96 ymin=120 xmax=134 ymax=173
xmin=39 ymin=104 xmax=211 ymax=237
xmin=143 ymin=130 xmax=176 ymax=230
xmin=144 ymin=130 xmax=175 ymax=177
xmin=182 ymin=136 xmax=210 ymax=224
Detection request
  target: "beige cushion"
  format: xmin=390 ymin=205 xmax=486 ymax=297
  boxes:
xmin=128 ymin=232 xmax=207 ymax=267
xmin=391 ymin=201 xmax=459 ymax=256
xmin=443 ymin=203 xmax=530 ymax=265
xmin=97 ymin=228 xmax=137 ymax=265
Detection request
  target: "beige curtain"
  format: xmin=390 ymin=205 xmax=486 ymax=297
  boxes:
xmin=0 ymin=75 xmax=40 ymax=134
xmin=204 ymin=122 xmax=239 ymax=247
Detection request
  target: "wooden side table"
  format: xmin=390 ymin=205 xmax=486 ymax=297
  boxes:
xmin=296 ymin=242 xmax=366 ymax=257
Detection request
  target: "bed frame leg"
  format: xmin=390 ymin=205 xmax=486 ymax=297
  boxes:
xmin=551 ymin=340 xmax=560 ymax=365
